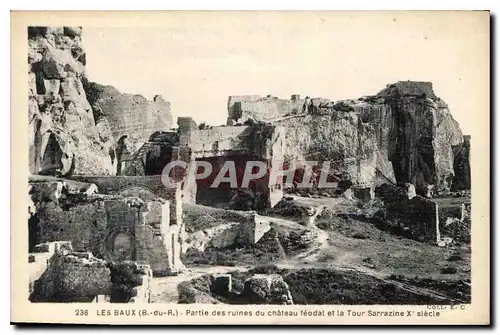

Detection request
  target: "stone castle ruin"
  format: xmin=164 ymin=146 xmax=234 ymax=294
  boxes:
xmin=29 ymin=177 xmax=184 ymax=275
xmin=26 ymin=26 xmax=471 ymax=303
xmin=226 ymin=86 xmax=471 ymax=197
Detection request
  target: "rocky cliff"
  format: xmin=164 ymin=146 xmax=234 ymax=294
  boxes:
xmin=227 ymin=82 xmax=469 ymax=195
xmin=451 ymin=135 xmax=471 ymax=191
xmin=28 ymin=26 xmax=115 ymax=176
xmin=83 ymin=82 xmax=173 ymax=155
xmin=28 ymin=27 xmax=173 ymax=177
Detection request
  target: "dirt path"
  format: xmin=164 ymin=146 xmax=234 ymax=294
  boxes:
xmin=294 ymin=225 xmax=329 ymax=262
xmin=150 ymin=265 xmax=249 ymax=304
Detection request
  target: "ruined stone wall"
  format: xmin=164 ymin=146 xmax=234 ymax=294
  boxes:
xmin=69 ymin=175 xmax=183 ymax=229
xmin=375 ymin=183 xmax=440 ymax=243
xmin=70 ymin=175 xmax=174 ymax=201
xmin=84 ymin=82 xmax=173 ymax=154
xmin=37 ymin=200 xmax=107 ymax=253
xmin=227 ymin=95 xmax=306 ymax=124
xmin=30 ymin=243 xmax=153 ymax=303
xmin=180 ymin=125 xmax=254 ymax=156
xmin=28 ymin=27 xmax=115 ymax=176
xmin=29 ymin=241 xmax=72 ymax=295
xmin=101 ymin=196 xmax=184 ymax=275
xmin=108 ymin=262 xmax=153 ymax=303
xmin=452 ymin=135 xmax=471 ymax=190
xmin=129 ymin=265 xmax=153 ymax=303
xmin=135 ymin=196 xmax=184 ymax=275
xmin=177 ymin=121 xmax=284 ymax=209
xmin=178 ymin=118 xmax=284 ymax=160
xmin=227 ymin=81 xmax=469 ymax=195
xmin=30 ymin=250 xmax=111 ymax=302
xmin=188 ymin=213 xmax=272 ymax=251
xmin=31 ymin=180 xmax=185 ymax=275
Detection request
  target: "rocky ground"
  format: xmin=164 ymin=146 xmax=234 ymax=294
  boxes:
xmin=26 ymin=26 xmax=472 ymax=306
xmin=150 ymin=194 xmax=471 ymax=305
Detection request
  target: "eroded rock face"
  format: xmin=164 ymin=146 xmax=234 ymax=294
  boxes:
xmin=239 ymin=274 xmax=293 ymax=305
xmin=451 ymin=135 xmax=471 ymax=191
xmin=28 ymin=27 xmax=174 ymax=177
xmin=28 ymin=26 xmax=115 ymax=176
xmin=379 ymin=83 xmax=463 ymax=194
xmin=29 ymin=250 xmax=111 ymax=302
xmin=227 ymin=81 xmax=469 ymax=195
xmin=84 ymin=82 xmax=173 ymax=155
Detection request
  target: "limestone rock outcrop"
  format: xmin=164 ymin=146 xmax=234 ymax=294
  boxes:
xmin=28 ymin=26 xmax=115 ymax=176
xmin=83 ymin=82 xmax=173 ymax=155
xmin=239 ymin=274 xmax=293 ymax=305
xmin=227 ymin=81 xmax=470 ymax=195
xmin=29 ymin=249 xmax=112 ymax=302
xmin=28 ymin=27 xmax=173 ymax=177
xmin=451 ymin=135 xmax=471 ymax=191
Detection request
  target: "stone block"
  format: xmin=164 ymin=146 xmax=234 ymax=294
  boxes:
xmin=30 ymin=252 xmax=111 ymax=302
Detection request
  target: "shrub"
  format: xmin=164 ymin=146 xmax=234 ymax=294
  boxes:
xmin=332 ymin=101 xmax=354 ymax=112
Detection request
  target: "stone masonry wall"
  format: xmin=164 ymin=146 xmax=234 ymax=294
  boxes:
xmin=227 ymin=82 xmax=469 ymax=195
xmin=37 ymin=199 xmax=107 ymax=253
xmin=375 ymin=183 xmax=440 ymax=243
xmin=227 ymin=95 xmax=306 ymax=124
xmin=30 ymin=243 xmax=153 ymax=303
xmin=83 ymin=82 xmax=173 ymax=155
xmin=176 ymin=120 xmax=284 ymax=209
xmin=109 ymin=262 xmax=152 ymax=303
xmin=30 ymin=250 xmax=111 ymax=302
xmin=32 ymin=183 xmax=185 ymax=275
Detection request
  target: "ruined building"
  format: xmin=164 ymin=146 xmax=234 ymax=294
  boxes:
xmin=29 ymin=177 xmax=185 ymax=276
xmin=28 ymin=26 xmax=471 ymax=203
xmin=27 ymin=28 xmax=286 ymax=298
xmin=176 ymin=117 xmax=284 ymax=210
xmin=226 ymin=82 xmax=471 ymax=197
xmin=27 ymin=27 xmax=184 ymax=295
xmin=27 ymin=26 xmax=472 ymax=302
xmin=109 ymin=117 xmax=285 ymax=211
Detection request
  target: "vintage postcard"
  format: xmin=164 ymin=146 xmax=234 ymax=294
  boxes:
xmin=11 ymin=10 xmax=490 ymax=325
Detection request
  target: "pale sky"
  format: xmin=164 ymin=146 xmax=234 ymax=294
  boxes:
xmin=82 ymin=11 xmax=489 ymax=134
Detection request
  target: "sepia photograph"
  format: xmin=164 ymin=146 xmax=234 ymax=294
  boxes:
xmin=11 ymin=10 xmax=490 ymax=325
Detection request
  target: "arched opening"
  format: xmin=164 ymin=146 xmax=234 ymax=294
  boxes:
xmin=116 ymin=135 xmax=132 ymax=175
xmin=115 ymin=135 xmax=129 ymax=160
xmin=40 ymin=133 xmax=63 ymax=175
